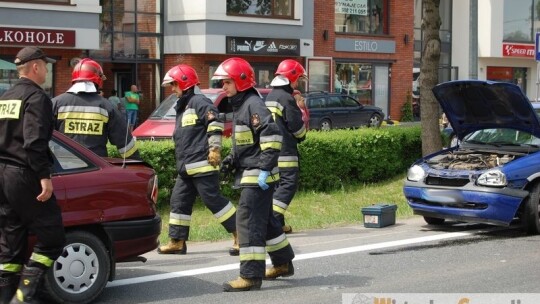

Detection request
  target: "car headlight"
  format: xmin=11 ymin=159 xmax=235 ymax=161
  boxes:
xmin=477 ymin=170 xmax=507 ymax=187
xmin=407 ymin=165 xmax=425 ymax=182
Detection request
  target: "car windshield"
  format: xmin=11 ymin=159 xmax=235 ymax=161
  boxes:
xmin=149 ymin=94 xmax=178 ymax=119
xmin=463 ymin=128 xmax=540 ymax=147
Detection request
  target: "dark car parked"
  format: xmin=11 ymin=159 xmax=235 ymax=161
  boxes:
xmin=303 ymin=91 xmax=384 ymax=130
xmin=39 ymin=131 xmax=160 ymax=303
xmin=133 ymin=88 xmax=272 ymax=139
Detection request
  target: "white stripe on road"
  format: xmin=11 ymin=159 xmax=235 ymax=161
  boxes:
xmin=107 ymin=232 xmax=470 ymax=288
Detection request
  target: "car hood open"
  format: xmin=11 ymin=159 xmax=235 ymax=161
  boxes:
xmin=432 ymin=80 xmax=540 ymax=140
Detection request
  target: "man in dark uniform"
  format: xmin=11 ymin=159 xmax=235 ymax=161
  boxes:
xmin=0 ymin=46 xmax=66 ymax=303
xmin=52 ymin=58 xmax=139 ymax=159
xmin=212 ymin=57 xmax=295 ymax=292
xmin=265 ymin=59 xmax=308 ymax=234
xmin=157 ymin=64 xmax=239 ymax=256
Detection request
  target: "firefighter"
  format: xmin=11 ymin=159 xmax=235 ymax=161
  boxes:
xmin=0 ymin=46 xmax=66 ymax=303
xmin=212 ymin=57 xmax=295 ymax=292
xmin=52 ymin=58 xmax=139 ymax=159
xmin=157 ymin=64 xmax=239 ymax=256
xmin=265 ymin=59 xmax=308 ymax=234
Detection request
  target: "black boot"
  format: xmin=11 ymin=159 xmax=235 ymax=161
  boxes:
xmin=10 ymin=266 xmax=44 ymax=304
xmin=0 ymin=274 xmax=19 ymax=304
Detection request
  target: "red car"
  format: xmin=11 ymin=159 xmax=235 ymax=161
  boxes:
xmin=39 ymin=131 xmax=160 ymax=304
xmin=133 ymin=88 xmax=273 ymax=139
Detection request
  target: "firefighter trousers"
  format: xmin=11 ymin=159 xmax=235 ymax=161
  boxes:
xmin=168 ymin=173 xmax=236 ymax=240
xmin=0 ymin=164 xmax=65 ymax=275
xmin=237 ymin=186 xmax=295 ymax=279
xmin=272 ymin=169 xmax=299 ymax=226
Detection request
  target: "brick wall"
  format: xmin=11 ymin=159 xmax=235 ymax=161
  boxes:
xmin=314 ymin=0 xmax=414 ymax=120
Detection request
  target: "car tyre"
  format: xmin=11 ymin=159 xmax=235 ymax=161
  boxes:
xmin=44 ymin=231 xmax=111 ymax=304
xmin=369 ymin=114 xmax=382 ymax=128
xmin=522 ymin=183 xmax=540 ymax=235
xmin=320 ymin=119 xmax=332 ymax=131
xmin=423 ymin=216 xmax=445 ymax=225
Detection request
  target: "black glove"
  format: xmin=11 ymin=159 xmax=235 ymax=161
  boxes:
xmin=221 ymin=154 xmax=235 ymax=174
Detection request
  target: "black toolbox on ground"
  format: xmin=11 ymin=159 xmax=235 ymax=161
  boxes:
xmin=361 ymin=204 xmax=397 ymax=228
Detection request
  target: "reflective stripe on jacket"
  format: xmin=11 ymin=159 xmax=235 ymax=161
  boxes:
xmin=229 ymin=89 xmax=282 ymax=187
xmin=173 ymin=91 xmax=224 ymax=177
xmin=265 ymin=86 xmax=306 ymax=170
xmin=52 ymin=92 xmax=138 ymax=158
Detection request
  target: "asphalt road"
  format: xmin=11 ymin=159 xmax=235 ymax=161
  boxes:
xmin=94 ymin=216 xmax=540 ymax=304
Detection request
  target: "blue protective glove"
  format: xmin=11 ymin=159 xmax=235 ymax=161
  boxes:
xmin=257 ymin=170 xmax=270 ymax=190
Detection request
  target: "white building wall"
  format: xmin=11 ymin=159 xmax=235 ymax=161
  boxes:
xmin=453 ymin=0 xmax=539 ymax=99
xmin=452 ymin=0 xmax=471 ymax=80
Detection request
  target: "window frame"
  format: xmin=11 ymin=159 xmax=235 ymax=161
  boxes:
xmin=334 ymin=0 xmax=389 ymax=36
xmin=226 ymin=0 xmax=295 ymax=20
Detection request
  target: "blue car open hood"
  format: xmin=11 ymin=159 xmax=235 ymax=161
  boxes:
xmin=432 ymin=80 xmax=540 ymax=140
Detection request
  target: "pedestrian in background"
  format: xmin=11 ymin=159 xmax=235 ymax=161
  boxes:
xmin=52 ymin=58 xmax=139 ymax=159
xmin=157 ymin=64 xmax=239 ymax=256
xmin=212 ymin=57 xmax=295 ymax=292
xmin=0 ymin=46 xmax=66 ymax=303
xmin=266 ymin=59 xmax=308 ymax=234
xmin=125 ymin=84 xmax=141 ymax=132
xmin=108 ymin=89 xmax=126 ymax=119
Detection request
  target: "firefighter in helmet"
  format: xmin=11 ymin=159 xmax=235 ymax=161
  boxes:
xmin=266 ymin=59 xmax=307 ymax=234
xmin=213 ymin=57 xmax=295 ymax=292
xmin=157 ymin=64 xmax=239 ymax=256
xmin=0 ymin=46 xmax=66 ymax=304
xmin=52 ymin=58 xmax=139 ymax=159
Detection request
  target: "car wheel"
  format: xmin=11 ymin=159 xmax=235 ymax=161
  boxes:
xmin=44 ymin=231 xmax=111 ymax=304
xmin=423 ymin=216 xmax=445 ymax=225
xmin=320 ymin=119 xmax=332 ymax=131
xmin=368 ymin=114 xmax=382 ymax=128
xmin=522 ymin=183 xmax=540 ymax=235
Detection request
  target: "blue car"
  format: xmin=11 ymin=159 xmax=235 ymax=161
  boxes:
xmin=403 ymin=80 xmax=540 ymax=234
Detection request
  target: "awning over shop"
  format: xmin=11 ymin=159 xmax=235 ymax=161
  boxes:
xmin=0 ymin=59 xmax=16 ymax=70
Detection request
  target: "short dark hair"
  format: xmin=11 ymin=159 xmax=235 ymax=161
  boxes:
xmin=111 ymin=89 xmax=117 ymax=95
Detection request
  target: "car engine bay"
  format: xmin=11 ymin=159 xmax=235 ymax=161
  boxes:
xmin=426 ymin=150 xmax=521 ymax=170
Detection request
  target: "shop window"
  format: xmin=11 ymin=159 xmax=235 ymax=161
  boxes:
xmin=335 ymin=0 xmax=388 ymax=35
xmin=503 ymin=0 xmax=537 ymax=43
xmin=18 ymin=0 xmax=69 ymax=3
xmin=0 ymin=59 xmax=54 ymax=97
xmin=486 ymin=66 xmax=527 ymax=94
xmin=335 ymin=62 xmax=372 ymax=103
xmin=227 ymin=0 xmax=294 ymax=19
xmin=307 ymin=58 xmax=331 ymax=93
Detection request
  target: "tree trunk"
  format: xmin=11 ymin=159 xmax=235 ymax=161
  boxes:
xmin=419 ymin=0 xmax=442 ymax=156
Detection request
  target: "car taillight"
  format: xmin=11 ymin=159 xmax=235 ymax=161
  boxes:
xmin=148 ymin=175 xmax=158 ymax=204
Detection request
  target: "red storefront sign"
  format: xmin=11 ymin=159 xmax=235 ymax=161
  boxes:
xmin=0 ymin=27 xmax=75 ymax=47
xmin=502 ymin=43 xmax=534 ymax=58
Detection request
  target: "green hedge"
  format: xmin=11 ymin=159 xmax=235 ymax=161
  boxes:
xmin=108 ymin=125 xmax=422 ymax=205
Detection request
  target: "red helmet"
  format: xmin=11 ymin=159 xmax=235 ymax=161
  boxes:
xmin=161 ymin=64 xmax=200 ymax=90
xmin=275 ymin=59 xmax=307 ymax=84
xmin=211 ymin=57 xmax=256 ymax=91
xmin=71 ymin=58 xmax=106 ymax=88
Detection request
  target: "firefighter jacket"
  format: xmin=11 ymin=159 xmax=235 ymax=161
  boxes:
xmin=173 ymin=90 xmax=224 ymax=178
xmin=230 ymin=88 xmax=282 ymax=187
xmin=0 ymin=78 xmax=54 ymax=180
xmin=265 ymin=85 xmax=307 ymax=171
xmin=52 ymin=92 xmax=139 ymax=159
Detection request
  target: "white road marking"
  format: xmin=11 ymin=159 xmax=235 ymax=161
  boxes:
xmin=107 ymin=232 xmax=470 ymax=288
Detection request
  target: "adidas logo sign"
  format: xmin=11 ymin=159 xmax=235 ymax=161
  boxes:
xmin=267 ymin=42 xmax=278 ymax=52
